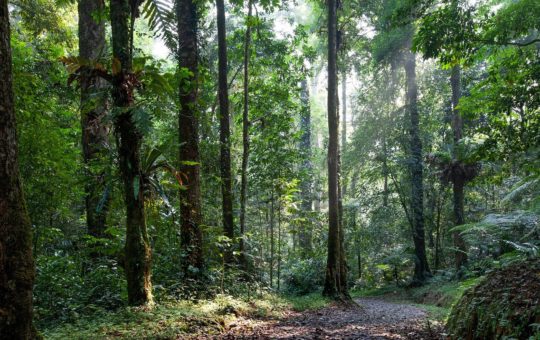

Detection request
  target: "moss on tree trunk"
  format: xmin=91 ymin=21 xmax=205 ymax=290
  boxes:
xmin=0 ymin=1 xmax=37 ymax=337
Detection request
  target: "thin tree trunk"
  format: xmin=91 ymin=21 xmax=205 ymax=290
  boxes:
xmin=0 ymin=2 xmax=36 ymax=336
xmin=323 ymin=0 xmax=348 ymax=300
xmin=341 ymin=70 xmax=347 ymax=153
xmin=177 ymin=0 xmax=204 ymax=279
xmin=451 ymin=65 xmax=468 ymax=270
xmin=110 ymin=0 xmax=153 ymax=305
xmin=337 ymin=90 xmax=349 ymax=298
xmin=216 ymin=0 xmax=234 ymax=264
xmin=239 ymin=0 xmax=253 ymax=271
xmin=79 ymin=0 xmax=110 ymax=239
xmin=382 ymin=136 xmax=389 ymax=207
xmin=269 ymin=191 xmax=274 ymax=288
xmin=277 ymin=195 xmax=282 ymax=292
xmin=404 ymin=49 xmax=431 ymax=285
xmin=299 ymin=79 xmax=313 ymax=255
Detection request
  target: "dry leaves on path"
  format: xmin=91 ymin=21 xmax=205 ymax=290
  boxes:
xmin=186 ymin=298 xmax=445 ymax=339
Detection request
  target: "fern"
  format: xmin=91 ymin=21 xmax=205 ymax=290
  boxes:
xmin=142 ymin=0 xmax=177 ymax=55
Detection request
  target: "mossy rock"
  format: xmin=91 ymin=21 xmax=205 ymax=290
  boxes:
xmin=447 ymin=259 xmax=540 ymax=339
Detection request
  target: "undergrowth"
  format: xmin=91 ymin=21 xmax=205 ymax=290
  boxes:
xmin=41 ymin=292 xmax=329 ymax=339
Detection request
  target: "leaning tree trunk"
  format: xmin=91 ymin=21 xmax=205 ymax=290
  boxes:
xmin=216 ymin=0 xmax=235 ymax=265
xmin=0 ymin=2 xmax=36 ymax=337
xmin=177 ymin=0 xmax=204 ymax=280
xmin=239 ymin=0 xmax=253 ymax=271
xmin=404 ymin=49 xmax=431 ymax=284
xmin=451 ymin=65 xmax=468 ymax=270
xmin=79 ymin=0 xmax=111 ymax=239
xmin=323 ymin=0 xmax=348 ymax=300
xmin=299 ymin=79 xmax=313 ymax=256
xmin=110 ymin=0 xmax=153 ymax=306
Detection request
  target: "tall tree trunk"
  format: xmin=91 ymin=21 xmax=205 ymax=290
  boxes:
xmin=110 ymin=0 xmax=153 ymax=305
xmin=323 ymin=0 xmax=348 ymax=300
xmin=341 ymin=71 xmax=347 ymax=153
xmin=299 ymin=79 xmax=313 ymax=255
xmin=451 ymin=65 xmax=468 ymax=270
xmin=239 ymin=0 xmax=253 ymax=271
xmin=0 ymin=3 xmax=36 ymax=336
xmin=269 ymin=191 xmax=274 ymax=288
xmin=79 ymin=0 xmax=110 ymax=239
xmin=340 ymin=71 xmax=347 ymax=199
xmin=177 ymin=0 xmax=204 ymax=279
xmin=404 ymin=50 xmax=431 ymax=285
xmin=277 ymin=196 xmax=282 ymax=291
xmin=216 ymin=0 xmax=234 ymax=264
xmin=382 ymin=136 xmax=389 ymax=207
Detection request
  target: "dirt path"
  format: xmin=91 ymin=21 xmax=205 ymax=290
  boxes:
xmin=204 ymin=298 xmax=444 ymax=339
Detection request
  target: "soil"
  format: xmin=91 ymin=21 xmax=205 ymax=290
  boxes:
xmin=188 ymin=298 xmax=445 ymax=339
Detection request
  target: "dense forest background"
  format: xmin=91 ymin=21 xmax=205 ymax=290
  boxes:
xmin=0 ymin=0 xmax=539 ymax=338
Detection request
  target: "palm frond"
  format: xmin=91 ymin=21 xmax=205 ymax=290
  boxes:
xmin=142 ymin=0 xmax=178 ymax=55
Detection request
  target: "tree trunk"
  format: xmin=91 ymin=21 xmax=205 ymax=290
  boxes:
xmin=269 ymin=191 xmax=274 ymax=288
xmin=340 ymin=71 xmax=347 ymax=199
xmin=110 ymin=0 xmax=153 ymax=306
xmin=299 ymin=79 xmax=313 ymax=255
xmin=216 ymin=0 xmax=234 ymax=264
xmin=341 ymin=71 xmax=347 ymax=153
xmin=177 ymin=0 xmax=204 ymax=279
xmin=277 ymin=196 xmax=282 ymax=291
xmin=404 ymin=50 xmax=431 ymax=285
xmin=239 ymin=0 xmax=253 ymax=271
xmin=382 ymin=136 xmax=389 ymax=207
xmin=451 ymin=65 xmax=468 ymax=270
xmin=323 ymin=0 xmax=349 ymax=300
xmin=0 ymin=3 xmax=36 ymax=336
xmin=79 ymin=0 xmax=110 ymax=239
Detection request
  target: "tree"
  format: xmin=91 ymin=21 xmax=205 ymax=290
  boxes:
xmin=450 ymin=65 xmax=468 ymax=270
xmin=239 ymin=0 xmax=254 ymax=271
xmin=177 ymin=0 xmax=204 ymax=280
xmin=298 ymin=79 xmax=313 ymax=255
xmin=79 ymin=0 xmax=110 ymax=239
xmin=0 ymin=0 xmax=36 ymax=336
xmin=323 ymin=0 xmax=349 ymax=300
xmin=110 ymin=0 xmax=153 ymax=306
xmin=216 ymin=0 xmax=235 ymax=264
xmin=404 ymin=48 xmax=431 ymax=284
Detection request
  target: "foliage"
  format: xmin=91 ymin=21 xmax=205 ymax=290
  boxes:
xmin=447 ymin=259 xmax=540 ymax=339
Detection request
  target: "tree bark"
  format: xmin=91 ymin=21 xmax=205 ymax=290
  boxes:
xmin=299 ymin=79 xmax=313 ymax=255
xmin=79 ymin=0 xmax=110 ymax=239
xmin=404 ymin=50 xmax=431 ymax=285
xmin=341 ymin=71 xmax=347 ymax=153
xmin=0 ymin=2 xmax=36 ymax=337
xmin=451 ymin=65 xmax=468 ymax=270
xmin=239 ymin=0 xmax=253 ymax=271
xmin=269 ymin=191 xmax=274 ymax=288
xmin=110 ymin=0 xmax=153 ymax=306
xmin=323 ymin=0 xmax=349 ymax=300
xmin=382 ymin=136 xmax=389 ymax=207
xmin=177 ymin=0 xmax=204 ymax=280
xmin=216 ymin=0 xmax=235 ymax=264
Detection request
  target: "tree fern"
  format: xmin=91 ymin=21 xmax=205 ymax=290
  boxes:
xmin=142 ymin=0 xmax=178 ymax=55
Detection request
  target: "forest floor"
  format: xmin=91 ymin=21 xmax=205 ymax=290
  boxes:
xmin=209 ymin=298 xmax=445 ymax=339
xmin=44 ymin=280 xmax=471 ymax=339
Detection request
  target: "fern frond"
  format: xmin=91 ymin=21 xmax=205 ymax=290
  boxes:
xmin=142 ymin=0 xmax=178 ymax=55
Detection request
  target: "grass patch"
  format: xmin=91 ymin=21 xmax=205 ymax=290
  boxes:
xmin=284 ymin=292 xmax=330 ymax=312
